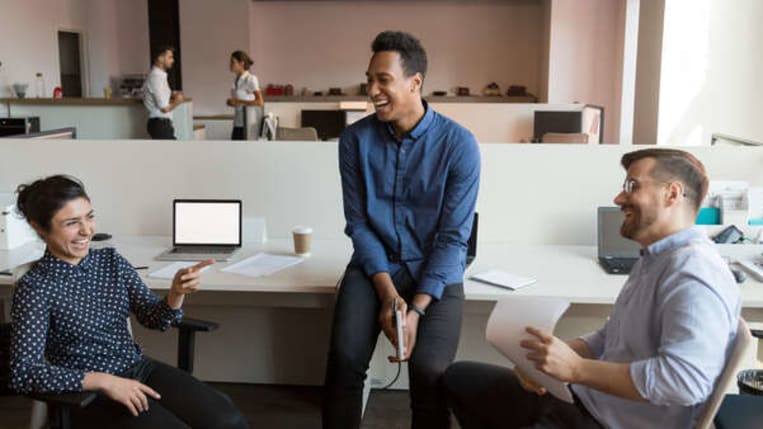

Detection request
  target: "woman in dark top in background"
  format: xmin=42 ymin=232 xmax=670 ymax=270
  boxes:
xmin=10 ymin=175 xmax=248 ymax=429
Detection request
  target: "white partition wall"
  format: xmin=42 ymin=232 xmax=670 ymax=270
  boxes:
xmin=2 ymin=141 xmax=762 ymax=243
xmin=2 ymin=141 xmax=762 ymax=385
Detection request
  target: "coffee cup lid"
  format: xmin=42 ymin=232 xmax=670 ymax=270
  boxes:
xmin=292 ymin=225 xmax=313 ymax=234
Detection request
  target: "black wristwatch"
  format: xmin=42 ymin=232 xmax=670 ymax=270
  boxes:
xmin=409 ymin=303 xmax=426 ymax=317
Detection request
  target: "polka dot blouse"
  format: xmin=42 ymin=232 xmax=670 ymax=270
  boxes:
xmin=10 ymin=247 xmax=183 ymax=394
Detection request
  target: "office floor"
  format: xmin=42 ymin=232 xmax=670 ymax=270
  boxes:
xmin=0 ymin=383 xmax=461 ymax=428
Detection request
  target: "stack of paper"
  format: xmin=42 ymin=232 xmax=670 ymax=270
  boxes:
xmin=486 ymin=297 xmax=573 ymax=403
xmin=470 ymin=269 xmax=536 ymax=290
xmin=149 ymin=261 xmax=211 ymax=279
xmin=221 ymin=253 xmax=303 ymax=278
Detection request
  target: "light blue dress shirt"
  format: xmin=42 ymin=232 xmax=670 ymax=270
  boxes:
xmin=572 ymin=227 xmax=740 ymax=428
xmin=339 ymin=101 xmax=480 ymax=299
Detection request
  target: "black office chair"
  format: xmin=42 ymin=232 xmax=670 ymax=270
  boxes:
xmin=714 ymin=328 xmax=763 ymax=428
xmin=1 ymin=318 xmax=218 ymax=429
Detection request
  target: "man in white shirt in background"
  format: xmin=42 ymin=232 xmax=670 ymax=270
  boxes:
xmin=143 ymin=46 xmax=185 ymax=140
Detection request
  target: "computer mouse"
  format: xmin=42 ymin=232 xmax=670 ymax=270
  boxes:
xmin=731 ymin=267 xmax=746 ymax=284
xmin=92 ymin=232 xmax=112 ymax=242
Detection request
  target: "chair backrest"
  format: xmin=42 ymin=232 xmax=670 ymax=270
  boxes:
xmin=277 ymin=126 xmax=319 ymax=141
xmin=541 ymin=132 xmax=589 ymax=144
xmin=695 ymin=318 xmax=753 ymax=429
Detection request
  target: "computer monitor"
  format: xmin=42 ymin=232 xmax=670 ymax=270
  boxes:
xmin=597 ymin=207 xmax=641 ymax=259
xmin=301 ymin=110 xmax=347 ymax=141
xmin=533 ymin=111 xmax=582 ymax=142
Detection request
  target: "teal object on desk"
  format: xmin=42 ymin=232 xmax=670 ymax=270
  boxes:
xmin=748 ymin=218 xmax=763 ymax=226
xmin=696 ymin=207 xmax=721 ymax=225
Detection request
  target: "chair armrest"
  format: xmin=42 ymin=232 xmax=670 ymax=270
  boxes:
xmin=28 ymin=391 xmax=97 ymax=408
xmin=175 ymin=317 xmax=219 ymax=333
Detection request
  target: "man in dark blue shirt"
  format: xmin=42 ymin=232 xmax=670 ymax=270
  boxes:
xmin=322 ymin=31 xmax=480 ymax=429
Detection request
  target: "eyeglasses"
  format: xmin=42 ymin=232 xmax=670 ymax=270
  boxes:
xmin=622 ymin=178 xmax=687 ymax=197
xmin=622 ymin=178 xmax=643 ymax=194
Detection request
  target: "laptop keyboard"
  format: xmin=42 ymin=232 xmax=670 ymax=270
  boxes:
xmin=171 ymin=247 xmax=235 ymax=254
xmin=602 ymin=257 xmax=637 ymax=274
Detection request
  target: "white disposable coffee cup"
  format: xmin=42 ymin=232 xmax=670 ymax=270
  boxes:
xmin=292 ymin=226 xmax=313 ymax=256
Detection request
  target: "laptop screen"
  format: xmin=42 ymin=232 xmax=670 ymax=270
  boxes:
xmin=173 ymin=200 xmax=242 ymax=246
xmin=597 ymin=207 xmax=641 ymax=258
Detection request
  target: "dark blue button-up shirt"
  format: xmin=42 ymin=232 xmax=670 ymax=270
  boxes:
xmin=10 ymin=247 xmax=182 ymax=393
xmin=339 ymin=101 xmax=480 ymax=299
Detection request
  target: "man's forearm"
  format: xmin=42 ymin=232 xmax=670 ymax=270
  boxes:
xmin=371 ymin=272 xmax=397 ymax=301
xmin=574 ymin=359 xmax=645 ymax=402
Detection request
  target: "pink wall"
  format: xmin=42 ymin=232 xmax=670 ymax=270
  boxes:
xmin=249 ymin=1 xmax=545 ymax=98
xmin=547 ymin=0 xmax=626 ymax=143
xmin=0 ymin=0 xmax=89 ymax=99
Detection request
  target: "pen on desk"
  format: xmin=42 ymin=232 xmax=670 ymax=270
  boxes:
xmin=0 ymin=270 xmax=13 ymax=276
xmin=132 ymin=266 xmax=150 ymax=270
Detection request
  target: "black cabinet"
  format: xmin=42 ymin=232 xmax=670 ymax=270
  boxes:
xmin=0 ymin=117 xmax=40 ymax=137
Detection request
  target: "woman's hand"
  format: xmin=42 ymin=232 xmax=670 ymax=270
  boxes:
xmin=83 ymin=372 xmax=160 ymax=416
xmin=226 ymin=97 xmax=238 ymax=107
xmin=167 ymin=259 xmax=215 ymax=309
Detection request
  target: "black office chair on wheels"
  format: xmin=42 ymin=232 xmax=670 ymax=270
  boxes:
xmin=1 ymin=318 xmax=218 ymax=429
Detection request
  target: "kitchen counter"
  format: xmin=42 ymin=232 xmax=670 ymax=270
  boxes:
xmin=265 ymin=95 xmax=536 ymax=103
xmin=1 ymin=98 xmax=194 ymax=140
xmin=0 ymin=97 xmax=192 ymax=106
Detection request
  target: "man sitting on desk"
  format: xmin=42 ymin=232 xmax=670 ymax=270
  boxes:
xmin=443 ymin=148 xmax=740 ymax=428
xmin=322 ymin=31 xmax=480 ymax=428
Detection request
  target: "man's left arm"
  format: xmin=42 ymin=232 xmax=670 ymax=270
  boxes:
xmin=416 ymin=136 xmax=480 ymax=302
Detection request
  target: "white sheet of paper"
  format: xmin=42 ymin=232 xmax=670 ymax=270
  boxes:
xmin=471 ymin=270 xmax=537 ymax=290
xmin=148 ymin=261 xmax=209 ymax=279
xmin=486 ymin=297 xmax=573 ymax=403
xmin=221 ymin=253 xmax=303 ymax=277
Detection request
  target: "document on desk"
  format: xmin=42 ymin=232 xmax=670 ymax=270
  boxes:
xmin=471 ymin=269 xmax=536 ymax=290
xmin=222 ymin=253 xmax=303 ymax=277
xmin=486 ymin=297 xmax=573 ymax=403
xmin=148 ymin=261 xmax=211 ymax=279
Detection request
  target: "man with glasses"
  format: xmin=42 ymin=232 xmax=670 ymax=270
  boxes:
xmin=443 ymin=148 xmax=740 ymax=428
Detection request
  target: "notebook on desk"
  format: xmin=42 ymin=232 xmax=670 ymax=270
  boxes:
xmin=597 ymin=207 xmax=641 ymax=274
xmin=156 ymin=199 xmax=242 ymax=262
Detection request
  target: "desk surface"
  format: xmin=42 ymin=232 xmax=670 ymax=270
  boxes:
xmin=2 ymin=237 xmax=763 ymax=306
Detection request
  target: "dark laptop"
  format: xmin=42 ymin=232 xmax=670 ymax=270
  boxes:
xmin=597 ymin=207 xmax=640 ymax=274
xmin=156 ymin=199 xmax=242 ymax=262
xmin=466 ymin=212 xmax=479 ymax=269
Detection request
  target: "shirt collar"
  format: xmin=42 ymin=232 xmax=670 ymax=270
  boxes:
xmin=383 ymin=99 xmax=434 ymax=141
xmin=641 ymin=227 xmax=706 ymax=257
xmin=151 ymin=66 xmax=167 ymax=77
xmin=37 ymin=248 xmax=95 ymax=273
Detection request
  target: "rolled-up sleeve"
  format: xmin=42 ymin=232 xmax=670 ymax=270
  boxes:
xmin=117 ymin=253 xmax=182 ymax=331
xmin=339 ymin=132 xmax=390 ymax=277
xmin=579 ymin=321 xmax=608 ymax=359
xmin=629 ymin=279 xmax=733 ymax=406
xmin=417 ymin=134 xmax=480 ymax=299
xmin=10 ymin=278 xmax=85 ymax=393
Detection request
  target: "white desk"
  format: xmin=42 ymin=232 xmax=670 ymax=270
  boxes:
xmin=2 ymin=237 xmax=763 ymax=387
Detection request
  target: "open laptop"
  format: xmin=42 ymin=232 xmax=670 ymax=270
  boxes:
xmin=466 ymin=212 xmax=479 ymax=270
xmin=156 ymin=199 xmax=242 ymax=262
xmin=597 ymin=207 xmax=641 ymax=274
